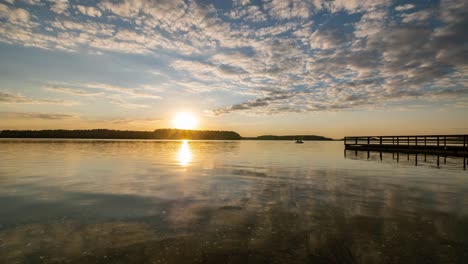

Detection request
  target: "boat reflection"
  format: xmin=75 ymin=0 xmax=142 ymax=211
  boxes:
xmin=177 ymin=140 xmax=192 ymax=166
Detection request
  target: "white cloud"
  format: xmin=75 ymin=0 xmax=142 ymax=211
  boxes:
xmin=395 ymin=4 xmax=415 ymax=11
xmin=49 ymin=0 xmax=69 ymax=15
xmin=401 ymin=10 xmax=433 ymax=23
xmin=0 ymin=4 xmax=31 ymax=26
xmin=0 ymin=90 xmax=77 ymax=105
xmin=76 ymin=5 xmax=102 ymax=17
xmin=45 ymin=86 xmax=104 ymax=96
xmin=0 ymin=111 xmax=78 ymax=120
xmin=0 ymin=0 xmax=466 ymax=117
xmin=264 ymin=0 xmax=311 ymax=20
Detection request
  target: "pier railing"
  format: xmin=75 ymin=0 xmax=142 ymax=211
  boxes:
xmin=344 ymin=135 xmax=468 ymax=169
xmin=344 ymin=135 xmax=468 ymax=147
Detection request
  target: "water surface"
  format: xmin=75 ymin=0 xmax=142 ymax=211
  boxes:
xmin=1 ymin=140 xmax=467 ymax=263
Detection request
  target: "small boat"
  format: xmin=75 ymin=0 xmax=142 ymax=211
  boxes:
xmin=295 ymin=140 xmax=304 ymax=144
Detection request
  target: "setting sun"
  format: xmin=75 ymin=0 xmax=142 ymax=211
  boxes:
xmin=172 ymin=112 xmax=198 ymax=130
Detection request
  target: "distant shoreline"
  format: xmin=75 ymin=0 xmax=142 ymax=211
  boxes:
xmin=0 ymin=129 xmax=334 ymax=141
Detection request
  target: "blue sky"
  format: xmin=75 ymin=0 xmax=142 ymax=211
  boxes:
xmin=0 ymin=0 xmax=467 ymax=137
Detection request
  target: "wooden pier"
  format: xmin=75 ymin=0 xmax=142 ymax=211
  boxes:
xmin=344 ymin=135 xmax=468 ymax=169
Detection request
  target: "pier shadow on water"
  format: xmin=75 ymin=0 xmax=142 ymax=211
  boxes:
xmin=345 ymin=149 xmax=467 ymax=171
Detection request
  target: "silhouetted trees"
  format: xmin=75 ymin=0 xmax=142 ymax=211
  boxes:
xmin=0 ymin=129 xmax=242 ymax=140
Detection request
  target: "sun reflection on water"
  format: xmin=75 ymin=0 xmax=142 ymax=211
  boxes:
xmin=177 ymin=140 xmax=192 ymax=166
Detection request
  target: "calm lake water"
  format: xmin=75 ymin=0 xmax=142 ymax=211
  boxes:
xmin=0 ymin=139 xmax=467 ymax=263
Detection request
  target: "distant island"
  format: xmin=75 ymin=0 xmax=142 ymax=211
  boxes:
xmin=0 ymin=129 xmax=242 ymax=140
xmin=250 ymin=135 xmax=333 ymax=140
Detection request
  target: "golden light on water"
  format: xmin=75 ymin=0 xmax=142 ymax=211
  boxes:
xmin=172 ymin=112 xmax=198 ymax=130
xmin=177 ymin=140 xmax=192 ymax=166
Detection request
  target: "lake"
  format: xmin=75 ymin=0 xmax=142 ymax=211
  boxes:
xmin=0 ymin=139 xmax=467 ymax=263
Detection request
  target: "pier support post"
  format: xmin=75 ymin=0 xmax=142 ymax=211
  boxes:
xmin=415 ymin=154 xmax=418 ymax=166
xmin=437 ymin=155 xmax=440 ymax=167
xmin=380 ymin=152 xmax=382 ymax=161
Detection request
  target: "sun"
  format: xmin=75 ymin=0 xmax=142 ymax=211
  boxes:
xmin=172 ymin=112 xmax=198 ymax=130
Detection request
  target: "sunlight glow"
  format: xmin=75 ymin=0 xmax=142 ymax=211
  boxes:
xmin=172 ymin=112 xmax=198 ymax=130
xmin=177 ymin=140 xmax=192 ymax=166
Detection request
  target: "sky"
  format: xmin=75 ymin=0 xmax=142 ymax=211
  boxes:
xmin=0 ymin=0 xmax=467 ymax=138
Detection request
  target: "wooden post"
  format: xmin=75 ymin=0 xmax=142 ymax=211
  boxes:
xmin=408 ymin=136 xmax=410 ymax=146
xmin=437 ymin=136 xmax=439 ymax=147
xmin=344 ymin=137 xmax=346 ymax=145
xmin=367 ymin=137 xmax=370 ymax=145
xmin=380 ymin=137 xmax=382 ymax=145
xmin=437 ymin=155 xmax=440 ymax=167
xmin=367 ymin=151 xmax=370 ymax=159
xmin=380 ymin=152 xmax=382 ymax=160
xmin=415 ymin=154 xmax=418 ymax=166
xmin=355 ymin=137 xmax=358 ymax=145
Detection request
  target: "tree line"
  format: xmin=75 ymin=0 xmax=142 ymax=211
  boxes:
xmin=0 ymin=129 xmax=242 ymax=140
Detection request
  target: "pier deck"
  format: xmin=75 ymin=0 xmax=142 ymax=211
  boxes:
xmin=344 ymin=135 xmax=468 ymax=169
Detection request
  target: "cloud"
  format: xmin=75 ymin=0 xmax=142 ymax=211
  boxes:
xmin=0 ymin=90 xmax=77 ymax=105
xmin=310 ymin=27 xmax=351 ymax=49
xmin=49 ymin=0 xmax=69 ymax=15
xmin=395 ymin=4 xmax=415 ymax=11
xmin=45 ymin=86 xmax=104 ymax=96
xmin=264 ymin=0 xmax=311 ymax=20
xmin=109 ymin=98 xmax=149 ymax=109
xmin=212 ymin=92 xmax=296 ymax=115
xmin=97 ymin=117 xmax=162 ymax=125
xmin=85 ymin=83 xmax=162 ymax=99
xmin=401 ymin=10 xmax=433 ymax=23
xmin=0 ymin=0 xmax=466 ymax=117
xmin=76 ymin=5 xmax=102 ymax=17
xmin=0 ymin=3 xmax=31 ymax=26
xmin=0 ymin=111 xmax=78 ymax=120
